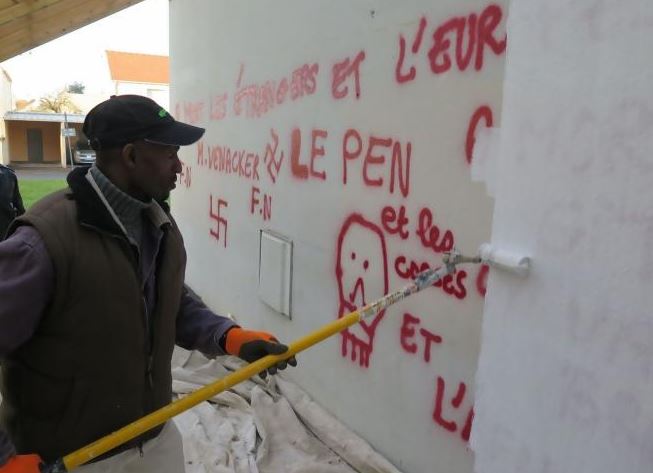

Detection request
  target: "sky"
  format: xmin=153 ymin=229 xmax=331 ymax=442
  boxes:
xmin=0 ymin=0 xmax=169 ymax=100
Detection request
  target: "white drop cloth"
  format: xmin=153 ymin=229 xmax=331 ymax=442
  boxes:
xmin=171 ymin=348 xmax=402 ymax=473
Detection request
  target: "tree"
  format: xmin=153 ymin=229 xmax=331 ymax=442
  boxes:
xmin=36 ymin=89 xmax=81 ymax=113
xmin=67 ymin=82 xmax=85 ymax=94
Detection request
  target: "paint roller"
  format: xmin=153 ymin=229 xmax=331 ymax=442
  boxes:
xmin=40 ymin=246 xmax=529 ymax=472
xmin=478 ymin=243 xmax=530 ymax=277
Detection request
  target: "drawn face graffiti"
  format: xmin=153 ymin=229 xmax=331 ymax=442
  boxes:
xmin=335 ymin=213 xmax=389 ymax=367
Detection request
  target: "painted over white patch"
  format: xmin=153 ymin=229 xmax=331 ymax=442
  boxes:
xmin=169 ymin=1 xmax=507 ymax=471
xmin=472 ymin=1 xmax=653 ymax=472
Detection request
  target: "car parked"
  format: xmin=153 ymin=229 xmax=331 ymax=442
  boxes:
xmin=73 ymin=149 xmax=96 ymax=165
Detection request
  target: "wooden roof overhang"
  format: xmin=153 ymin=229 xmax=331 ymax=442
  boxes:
xmin=0 ymin=0 xmax=144 ymax=62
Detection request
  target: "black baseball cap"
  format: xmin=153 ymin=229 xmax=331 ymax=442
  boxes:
xmin=83 ymin=94 xmax=205 ymax=150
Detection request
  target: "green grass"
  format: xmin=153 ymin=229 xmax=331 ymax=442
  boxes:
xmin=19 ymin=179 xmax=67 ymax=209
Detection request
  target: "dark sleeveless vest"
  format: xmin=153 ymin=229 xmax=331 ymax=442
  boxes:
xmin=0 ymin=168 xmax=186 ymax=462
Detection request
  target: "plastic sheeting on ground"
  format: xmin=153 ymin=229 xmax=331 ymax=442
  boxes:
xmin=171 ymin=348 xmax=402 ymax=473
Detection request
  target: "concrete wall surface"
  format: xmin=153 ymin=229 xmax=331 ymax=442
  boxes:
xmin=471 ymin=1 xmax=653 ymax=473
xmin=169 ymin=1 xmax=507 ymax=471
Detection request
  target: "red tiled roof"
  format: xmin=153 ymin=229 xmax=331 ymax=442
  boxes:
xmin=106 ymin=50 xmax=169 ymax=84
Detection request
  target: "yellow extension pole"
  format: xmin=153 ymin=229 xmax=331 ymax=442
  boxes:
xmin=45 ymin=254 xmax=477 ymax=472
xmin=59 ymin=310 xmax=363 ymax=471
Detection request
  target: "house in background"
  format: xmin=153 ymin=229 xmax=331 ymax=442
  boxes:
xmin=106 ymin=50 xmax=169 ymax=109
xmin=2 ymin=92 xmax=92 ymax=167
xmin=1 ymin=68 xmax=86 ymax=168
xmin=0 ymin=50 xmax=170 ymax=167
xmin=0 ymin=68 xmax=13 ymax=165
xmin=3 ymin=111 xmax=84 ymax=167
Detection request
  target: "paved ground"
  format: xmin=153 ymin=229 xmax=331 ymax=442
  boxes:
xmin=12 ymin=164 xmax=82 ymax=180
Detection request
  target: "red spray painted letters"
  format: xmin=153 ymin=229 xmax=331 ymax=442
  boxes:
xmin=396 ymin=4 xmax=506 ymax=84
xmin=179 ymin=162 xmax=191 ymax=189
xmin=416 ymin=207 xmax=455 ymax=254
xmin=233 ymin=63 xmax=319 ymax=119
xmin=289 ymin=128 xmax=329 ymax=181
xmin=380 ymin=205 xmax=410 ymax=240
xmin=400 ymin=313 xmax=443 ymax=363
xmin=394 ymin=256 xmax=467 ymax=300
xmin=396 ymin=17 xmax=427 ymax=83
xmin=476 ymin=264 xmax=489 ymax=297
xmin=250 ymin=186 xmax=272 ymax=221
xmin=465 ymin=105 xmax=494 ymax=164
xmin=433 ymin=376 xmax=474 ymax=442
xmin=342 ymin=129 xmax=411 ymax=197
xmin=175 ymin=100 xmax=205 ymax=125
xmin=428 ymin=4 xmax=506 ymax=74
xmin=210 ymin=93 xmax=228 ymax=121
xmin=197 ymin=140 xmax=261 ymax=182
xmin=332 ymin=51 xmax=366 ymax=99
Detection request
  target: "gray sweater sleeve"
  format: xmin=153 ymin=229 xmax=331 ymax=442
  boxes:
xmin=0 ymin=430 xmax=16 ymax=466
xmin=0 ymin=226 xmax=54 ymax=465
xmin=175 ymin=284 xmax=237 ymax=358
xmin=0 ymin=226 xmax=53 ymax=354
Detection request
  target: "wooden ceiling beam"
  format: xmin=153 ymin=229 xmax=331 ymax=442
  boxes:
xmin=0 ymin=0 xmax=62 ymax=27
xmin=0 ymin=0 xmax=144 ymax=62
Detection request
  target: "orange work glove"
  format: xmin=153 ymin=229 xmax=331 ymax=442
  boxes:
xmin=225 ymin=327 xmax=297 ymax=377
xmin=0 ymin=454 xmax=42 ymax=473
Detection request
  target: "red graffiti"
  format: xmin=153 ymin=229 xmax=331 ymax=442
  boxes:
xmin=210 ymin=93 xmax=228 ymax=121
xmin=291 ymin=63 xmax=319 ymax=99
xmin=336 ymin=214 xmax=389 ymax=368
xmin=396 ymin=17 xmax=427 ymax=83
xmin=396 ymin=4 xmax=506 ymax=84
xmin=196 ymin=140 xmax=204 ymax=165
xmin=209 ymin=195 xmax=228 ymax=248
xmin=250 ymin=186 xmax=272 ymax=221
xmin=175 ymin=100 xmax=205 ymax=125
xmin=433 ymin=376 xmax=474 ymax=442
xmin=332 ymin=50 xmax=366 ymax=99
xmin=465 ymin=105 xmax=494 ymax=164
xmin=428 ymin=4 xmax=506 ymax=74
xmin=394 ymin=256 xmax=467 ymax=300
xmin=476 ymin=264 xmax=489 ymax=297
xmin=290 ymin=128 xmax=308 ymax=179
xmin=400 ymin=313 xmax=443 ymax=363
xmin=233 ymin=63 xmax=319 ymax=119
xmin=263 ymin=129 xmax=284 ymax=184
xmin=342 ymin=129 xmax=411 ymax=197
xmin=178 ymin=162 xmax=191 ymax=189
xmin=364 ymin=136 xmax=392 ymax=187
xmin=380 ymin=205 xmax=410 ymax=240
xmin=416 ymin=207 xmax=455 ymax=254
xmin=311 ymin=129 xmax=328 ymax=180
xmin=197 ymin=141 xmax=260 ymax=182
xmin=289 ymin=128 xmax=329 ymax=181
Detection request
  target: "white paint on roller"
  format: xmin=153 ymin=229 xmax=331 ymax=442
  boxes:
xmin=478 ymin=243 xmax=530 ymax=277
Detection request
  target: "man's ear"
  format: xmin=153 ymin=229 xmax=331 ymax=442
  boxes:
xmin=121 ymin=143 xmax=137 ymax=168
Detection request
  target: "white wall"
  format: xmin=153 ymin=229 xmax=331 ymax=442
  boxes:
xmin=169 ymin=1 xmax=506 ymax=471
xmin=472 ymin=1 xmax=653 ymax=472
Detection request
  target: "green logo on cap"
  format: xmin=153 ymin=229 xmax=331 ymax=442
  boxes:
xmin=158 ymin=109 xmax=168 ymax=118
